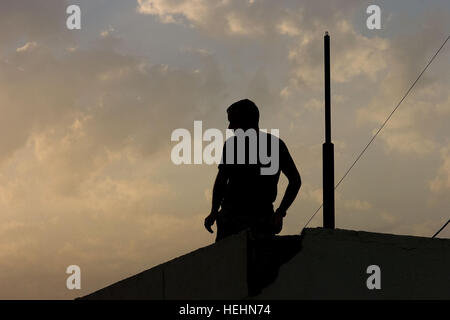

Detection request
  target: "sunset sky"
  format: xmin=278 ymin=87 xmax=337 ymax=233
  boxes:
xmin=1 ymin=0 xmax=449 ymax=299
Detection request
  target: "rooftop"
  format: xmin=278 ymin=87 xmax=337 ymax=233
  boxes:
xmin=80 ymin=228 xmax=450 ymax=300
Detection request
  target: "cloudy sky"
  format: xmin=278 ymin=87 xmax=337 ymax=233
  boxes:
xmin=0 ymin=0 xmax=449 ymax=299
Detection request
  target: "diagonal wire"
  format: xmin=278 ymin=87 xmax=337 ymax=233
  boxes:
xmin=432 ymin=219 xmax=450 ymax=238
xmin=301 ymin=34 xmax=450 ymax=233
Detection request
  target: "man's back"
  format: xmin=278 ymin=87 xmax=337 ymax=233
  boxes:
xmin=219 ymin=131 xmax=290 ymax=216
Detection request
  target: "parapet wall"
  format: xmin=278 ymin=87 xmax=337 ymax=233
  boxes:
xmin=80 ymin=228 xmax=450 ymax=300
xmin=256 ymin=228 xmax=450 ymax=299
xmin=81 ymin=231 xmax=249 ymax=300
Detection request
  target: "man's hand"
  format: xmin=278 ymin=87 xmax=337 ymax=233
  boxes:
xmin=204 ymin=211 xmax=218 ymax=233
xmin=273 ymin=208 xmax=286 ymax=234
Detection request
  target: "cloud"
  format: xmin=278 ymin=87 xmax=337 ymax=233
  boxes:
xmin=344 ymin=199 xmax=372 ymax=211
xmin=286 ymin=20 xmax=389 ymax=89
xmin=0 ymin=1 xmax=229 ymax=298
xmin=379 ymin=129 xmax=437 ymax=155
xmin=1 ymin=0 xmax=450 ymax=299
xmin=355 ymin=11 xmax=450 ymax=158
xmin=137 ymin=0 xmax=360 ymax=37
xmin=429 ymin=145 xmax=450 ymax=193
xmin=0 ymin=28 xmax=226 ymax=294
xmin=16 ymin=41 xmax=38 ymax=52
xmin=137 ymin=0 xmax=221 ymax=28
xmin=0 ymin=1 xmax=70 ymax=52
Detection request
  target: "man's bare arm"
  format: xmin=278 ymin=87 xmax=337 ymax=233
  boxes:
xmin=204 ymin=168 xmax=227 ymax=233
xmin=277 ymin=150 xmax=301 ymax=216
xmin=211 ymin=168 xmax=227 ymax=213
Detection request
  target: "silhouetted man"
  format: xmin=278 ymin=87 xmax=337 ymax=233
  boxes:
xmin=204 ymin=99 xmax=301 ymax=242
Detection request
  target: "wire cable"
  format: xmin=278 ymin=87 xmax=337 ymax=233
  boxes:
xmin=432 ymin=219 xmax=450 ymax=238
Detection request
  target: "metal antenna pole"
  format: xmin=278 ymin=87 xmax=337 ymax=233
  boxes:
xmin=323 ymin=31 xmax=335 ymax=229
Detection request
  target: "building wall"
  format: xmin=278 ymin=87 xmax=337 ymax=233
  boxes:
xmin=256 ymin=228 xmax=450 ymax=299
xmin=81 ymin=231 xmax=249 ymax=300
xmin=81 ymin=228 xmax=450 ymax=300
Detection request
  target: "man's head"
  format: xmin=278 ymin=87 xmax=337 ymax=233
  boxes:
xmin=226 ymin=99 xmax=259 ymax=131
